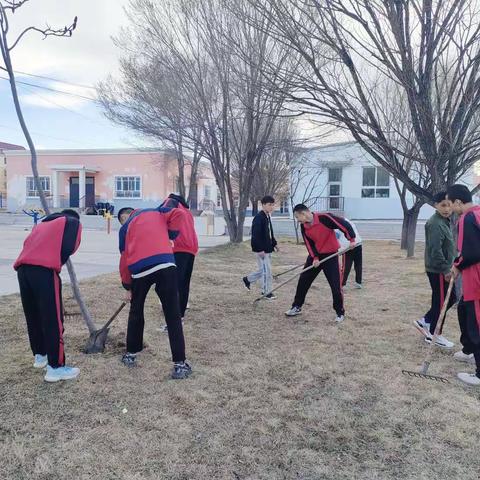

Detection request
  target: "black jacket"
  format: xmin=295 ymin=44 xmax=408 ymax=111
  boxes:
xmin=251 ymin=211 xmax=277 ymax=253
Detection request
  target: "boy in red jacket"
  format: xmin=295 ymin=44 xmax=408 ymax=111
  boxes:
xmin=285 ymin=204 xmax=355 ymax=322
xmin=160 ymin=194 xmax=199 ymax=321
xmin=118 ymin=206 xmax=192 ymax=379
xmin=14 ymin=209 xmax=82 ymax=383
xmin=448 ymin=185 xmax=480 ymax=386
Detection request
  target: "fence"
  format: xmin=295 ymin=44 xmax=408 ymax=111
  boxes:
xmin=306 ymin=196 xmax=345 ymax=213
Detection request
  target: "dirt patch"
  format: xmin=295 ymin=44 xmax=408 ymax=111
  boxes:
xmin=0 ymin=240 xmax=479 ymax=479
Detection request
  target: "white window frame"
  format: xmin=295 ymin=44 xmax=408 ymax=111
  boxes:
xmin=26 ymin=175 xmax=51 ymax=198
xmin=361 ymin=166 xmax=390 ymax=199
xmin=327 ymin=167 xmax=342 ymax=209
xmin=113 ymin=175 xmax=142 ymax=200
xmin=203 ymin=184 xmax=212 ymax=200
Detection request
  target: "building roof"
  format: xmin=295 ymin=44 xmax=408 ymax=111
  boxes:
xmin=0 ymin=141 xmax=26 ymax=150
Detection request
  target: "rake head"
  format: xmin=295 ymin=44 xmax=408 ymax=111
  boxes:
xmin=401 ymin=369 xmax=449 ymax=383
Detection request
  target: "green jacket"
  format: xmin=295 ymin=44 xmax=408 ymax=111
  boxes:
xmin=424 ymin=212 xmax=456 ymax=274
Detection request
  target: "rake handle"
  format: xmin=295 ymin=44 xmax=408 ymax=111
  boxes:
xmin=421 ymin=276 xmax=455 ymax=371
xmin=254 ymin=245 xmax=353 ymax=303
xmin=273 ymin=263 xmax=303 ymax=280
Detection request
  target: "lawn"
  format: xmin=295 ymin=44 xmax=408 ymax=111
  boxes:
xmin=1 ymin=240 xmax=479 ymax=480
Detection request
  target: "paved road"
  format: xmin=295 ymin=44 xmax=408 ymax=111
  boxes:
xmin=0 ymin=218 xmax=424 ymax=296
xmin=270 ymin=218 xmax=426 ymax=242
xmin=0 ymin=226 xmax=229 ymax=296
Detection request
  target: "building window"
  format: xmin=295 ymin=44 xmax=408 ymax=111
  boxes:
xmin=328 ymin=167 xmax=342 ymax=183
xmin=204 ymin=185 xmax=212 ymax=200
xmin=280 ymin=199 xmax=289 ymax=214
xmin=217 ymin=191 xmax=222 ymax=207
xmin=361 ymin=166 xmax=390 ymax=198
xmin=328 ymin=167 xmax=342 ymax=209
xmin=26 ymin=176 xmax=50 ymax=197
xmin=115 ymin=176 xmax=141 ymax=198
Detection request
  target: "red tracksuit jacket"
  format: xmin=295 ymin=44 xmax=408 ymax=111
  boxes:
xmin=119 ymin=207 xmax=188 ymax=289
xmin=160 ymin=194 xmax=199 ymax=256
xmin=14 ymin=213 xmax=82 ymax=272
xmin=455 ymin=205 xmax=480 ymax=301
xmin=301 ymin=213 xmax=355 ymax=259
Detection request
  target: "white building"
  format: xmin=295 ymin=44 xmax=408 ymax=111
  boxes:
xmin=291 ymin=141 xmax=477 ymax=220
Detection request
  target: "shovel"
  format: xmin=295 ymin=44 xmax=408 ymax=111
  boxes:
xmin=84 ymin=301 xmax=128 ymax=354
xmin=402 ymin=276 xmax=455 ymax=383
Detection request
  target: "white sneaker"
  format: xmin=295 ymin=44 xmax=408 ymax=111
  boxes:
xmin=285 ymin=306 xmax=302 ymax=317
xmin=335 ymin=315 xmax=345 ymax=323
xmin=457 ymin=372 xmax=480 ymax=386
xmin=33 ymin=354 xmax=48 ymax=369
xmin=354 ymin=283 xmax=362 ymax=289
xmin=44 ymin=365 xmax=80 ymax=383
xmin=424 ymin=334 xmax=454 ymax=349
xmin=453 ymin=351 xmax=475 ymax=364
xmin=413 ymin=318 xmax=430 ymax=337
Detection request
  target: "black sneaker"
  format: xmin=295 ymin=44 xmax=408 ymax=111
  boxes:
xmin=265 ymin=293 xmax=277 ymax=300
xmin=172 ymin=361 xmax=192 ymax=380
xmin=121 ymin=353 xmax=137 ymax=368
xmin=242 ymin=277 xmax=251 ymax=291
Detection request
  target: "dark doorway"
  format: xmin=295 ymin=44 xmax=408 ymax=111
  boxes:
xmin=70 ymin=176 xmax=95 ymax=207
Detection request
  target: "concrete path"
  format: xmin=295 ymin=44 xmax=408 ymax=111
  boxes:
xmin=0 ymin=225 xmax=229 ymax=296
xmin=271 ymin=218 xmax=426 ymax=242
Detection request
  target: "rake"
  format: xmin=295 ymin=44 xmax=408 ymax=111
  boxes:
xmin=273 ymin=263 xmax=304 ymax=281
xmin=84 ymin=301 xmax=128 ymax=354
xmin=402 ymin=276 xmax=455 ymax=383
xmin=253 ymin=246 xmax=353 ymax=306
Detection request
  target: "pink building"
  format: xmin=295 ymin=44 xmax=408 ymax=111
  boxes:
xmin=5 ymin=148 xmax=218 ymax=213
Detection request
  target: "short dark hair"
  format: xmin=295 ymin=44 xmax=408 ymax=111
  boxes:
xmin=261 ymin=195 xmax=275 ymax=205
xmin=61 ymin=209 xmax=80 ymax=220
xmin=432 ymin=191 xmax=447 ymax=204
xmin=447 ymin=184 xmax=472 ymax=204
xmin=293 ymin=203 xmax=309 ymax=213
xmin=117 ymin=207 xmax=134 ymax=222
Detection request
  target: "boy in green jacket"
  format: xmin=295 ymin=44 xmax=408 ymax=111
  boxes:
xmin=414 ymin=192 xmax=457 ymax=348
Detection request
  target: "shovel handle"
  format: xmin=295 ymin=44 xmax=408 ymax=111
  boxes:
xmin=100 ymin=301 xmax=128 ymax=332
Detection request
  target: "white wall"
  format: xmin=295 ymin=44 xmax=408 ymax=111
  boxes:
xmin=291 ymin=142 xmax=476 ymax=220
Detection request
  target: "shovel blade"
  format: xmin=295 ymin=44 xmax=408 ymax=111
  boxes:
xmin=84 ymin=328 xmax=110 ymax=354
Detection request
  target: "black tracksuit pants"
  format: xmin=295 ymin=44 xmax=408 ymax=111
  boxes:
xmin=292 ymin=254 xmax=344 ymax=316
xmin=424 ymin=272 xmax=457 ymax=335
xmin=17 ymin=265 xmax=65 ymax=368
xmin=458 ymin=297 xmax=480 ymax=377
xmin=342 ymin=245 xmax=362 ymax=286
xmin=127 ymin=266 xmax=185 ymax=362
xmin=174 ymin=252 xmax=195 ymax=318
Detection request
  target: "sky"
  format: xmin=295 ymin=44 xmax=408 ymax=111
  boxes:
xmin=0 ymin=0 xmax=144 ymax=150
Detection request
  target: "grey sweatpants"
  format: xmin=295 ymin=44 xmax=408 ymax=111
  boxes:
xmin=247 ymin=253 xmax=273 ymax=294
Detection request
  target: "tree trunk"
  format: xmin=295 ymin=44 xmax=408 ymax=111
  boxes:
xmin=176 ymin=142 xmax=186 ymax=198
xmin=251 ymin=198 xmax=258 ymax=216
xmin=188 ymin=182 xmax=198 ymax=211
xmin=400 ymin=215 xmax=408 ymax=250
xmin=403 ymin=203 xmax=422 ymax=258
xmin=3 ymin=51 xmax=96 ymax=332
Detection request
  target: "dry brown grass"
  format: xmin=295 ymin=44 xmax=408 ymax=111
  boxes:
xmin=1 ymin=240 xmax=480 ymax=480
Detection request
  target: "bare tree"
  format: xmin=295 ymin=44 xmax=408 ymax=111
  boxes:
xmin=233 ymin=119 xmax=295 ymax=215
xmin=108 ymin=0 xmax=295 ymax=242
xmin=242 ymin=0 xmax=480 ymax=256
xmin=289 ymin=151 xmax=325 ymax=243
xmin=0 ymin=1 xmax=96 ymax=332
xmin=98 ymin=59 xmax=204 ymax=208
